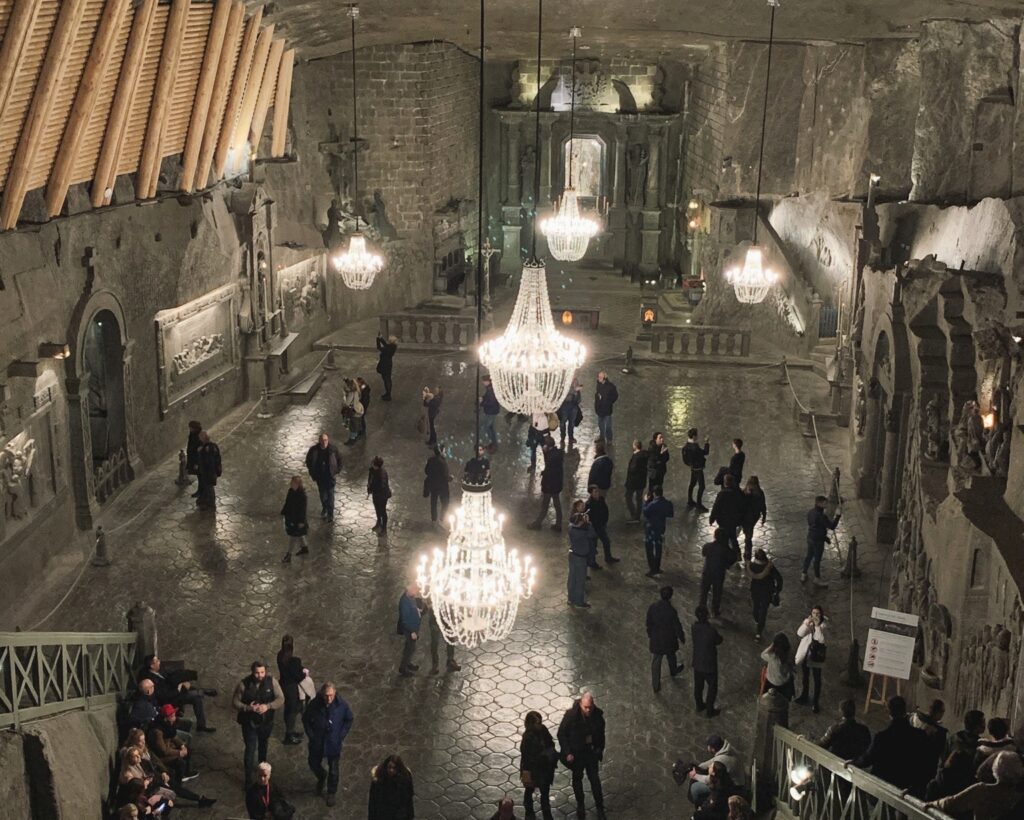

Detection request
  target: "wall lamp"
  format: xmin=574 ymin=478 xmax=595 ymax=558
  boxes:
xmin=39 ymin=343 xmax=71 ymax=360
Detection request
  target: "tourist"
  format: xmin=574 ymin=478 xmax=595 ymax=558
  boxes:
xmin=594 ymin=371 xmax=618 ymax=443
xmin=910 ymin=698 xmax=948 ymax=777
xmin=245 ymin=762 xmax=290 ymax=819
xmin=147 ymin=704 xmax=193 ymax=783
xmin=375 ymin=334 xmax=397 ymax=400
xmin=519 ymin=710 xmax=557 ymax=820
xmin=748 ymin=548 xmax=782 ymax=640
xmin=820 ymin=699 xmax=871 ymax=760
xmin=759 ymin=633 xmax=795 ymax=699
xmin=728 ymin=438 xmax=745 ymax=483
xmin=420 ymin=595 xmax=460 ymax=675
xmin=691 ymin=605 xmax=723 ymax=717
xmin=739 ymin=476 xmax=767 ymax=563
xmin=527 ymin=412 xmax=547 ymax=472
xmin=280 ymin=476 xmax=309 ymax=563
xmin=646 ymin=585 xmax=686 ymax=693
xmin=726 ymin=795 xmax=754 ymax=820
xmin=975 ymin=718 xmax=1016 ymax=769
xmin=128 ymin=678 xmax=162 ymax=730
xmin=186 ymin=420 xmax=202 ymax=498
xmin=124 ymin=728 xmax=214 ymax=808
xmin=489 ymin=796 xmax=516 ymax=820
xmin=276 ymin=635 xmax=306 ymax=745
xmin=368 ymin=455 xmax=391 ymax=535
xmin=642 ymin=485 xmax=674 ymax=577
xmin=700 ymin=528 xmax=733 ymax=618
xmin=231 ymin=660 xmax=285 ymax=786
xmin=465 ymin=443 xmax=491 ymax=484
xmin=926 ymin=751 xmax=1024 ymax=819
xmin=709 ymin=473 xmax=743 ymax=562
xmin=422 ymin=386 xmax=442 ymax=446
xmin=926 ymin=710 xmax=986 ymax=799
xmin=368 ymin=755 xmax=415 ymax=819
xmin=647 ymin=431 xmax=670 ymax=492
xmin=802 ymin=494 xmax=841 ymax=585
xmin=302 ymin=682 xmax=354 ymax=807
xmin=397 ymin=583 xmax=422 ymax=677
xmin=558 ymin=691 xmax=607 ymax=820
xmin=688 ymin=734 xmax=744 ymax=805
xmin=682 ymin=428 xmax=710 ymax=512
xmin=357 ymin=376 xmax=371 ymax=433
xmin=567 ymin=508 xmax=593 ymax=608
xmin=342 ymin=377 xmax=365 ymax=444
xmin=794 ymin=605 xmax=828 ymax=712
xmin=480 ymin=375 xmax=501 ymax=450
xmin=305 ymin=432 xmax=341 ymax=522
xmin=692 ymin=762 xmax=736 ymax=820
xmin=528 ymin=436 xmax=564 ymax=531
xmin=139 ymin=655 xmax=213 ymax=733
xmin=119 ymin=742 xmax=174 ymax=805
xmin=195 ymin=430 xmax=222 ymax=510
xmin=853 ymin=695 xmax=933 ymax=797
xmin=558 ymin=377 xmax=582 ymax=448
xmin=118 ymin=778 xmax=169 ymax=818
xmin=587 ymin=439 xmax=614 ymax=495
xmin=585 ymin=484 xmax=618 ymax=565
xmin=624 ymin=439 xmax=649 ymax=522
xmin=424 ymin=447 xmax=451 ymax=528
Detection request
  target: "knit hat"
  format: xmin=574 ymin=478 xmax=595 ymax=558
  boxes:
xmin=159 ymin=704 xmax=177 ymax=718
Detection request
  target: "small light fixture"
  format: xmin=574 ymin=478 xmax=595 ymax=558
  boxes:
xmin=869 ymin=173 xmax=881 ymax=185
xmin=982 ymin=411 xmax=996 ymax=429
xmin=789 ymin=764 xmax=813 ymax=802
xmin=39 ymin=343 xmax=71 ymax=360
xmin=561 ymin=310 xmax=574 ymax=325
xmin=688 ymin=199 xmax=700 ymax=210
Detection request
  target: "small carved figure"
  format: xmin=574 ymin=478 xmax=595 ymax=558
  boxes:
xmin=519 ymin=145 xmax=536 ymax=199
xmin=924 ymin=396 xmax=942 ymax=460
xmin=855 ymin=380 xmax=867 ymax=435
xmin=1 ymin=437 xmax=36 ymax=520
xmin=985 ymin=422 xmax=1012 ymax=478
xmin=323 ymin=199 xmax=344 ymax=249
xmin=368 ymin=189 xmax=398 ymax=240
xmin=955 ymin=400 xmax=985 ymax=471
xmin=626 ymin=143 xmax=649 ymax=208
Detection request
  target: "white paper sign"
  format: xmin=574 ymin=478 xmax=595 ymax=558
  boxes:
xmin=863 ymin=608 xmax=919 ymax=680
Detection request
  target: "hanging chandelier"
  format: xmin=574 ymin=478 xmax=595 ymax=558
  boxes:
xmin=480 ymin=0 xmax=587 ymax=413
xmin=724 ymin=0 xmax=780 ymax=305
xmin=417 ymin=480 xmax=536 ymax=648
xmin=540 ymin=27 xmax=599 ymax=262
xmin=333 ymin=5 xmax=384 ymax=290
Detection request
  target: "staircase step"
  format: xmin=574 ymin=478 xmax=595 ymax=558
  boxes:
xmin=286 ymin=370 xmax=326 ymax=405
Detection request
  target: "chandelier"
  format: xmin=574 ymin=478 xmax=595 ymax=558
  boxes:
xmin=724 ymin=0 xmax=780 ymax=305
xmin=540 ymin=27 xmax=599 ymax=262
xmin=479 ymin=260 xmax=586 ymax=413
xmin=334 ymin=5 xmax=384 ymax=290
xmin=417 ymin=480 xmax=536 ymax=648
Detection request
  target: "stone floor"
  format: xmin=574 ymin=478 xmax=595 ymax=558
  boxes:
xmin=19 ymin=279 xmax=889 ymax=820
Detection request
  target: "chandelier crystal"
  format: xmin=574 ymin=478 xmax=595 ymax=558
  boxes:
xmin=541 ymin=187 xmax=600 ymax=261
xmin=479 ymin=260 xmax=587 ymax=413
xmin=725 ymin=245 xmax=778 ymax=304
xmin=417 ymin=480 xmax=536 ymax=648
xmin=332 ymin=230 xmax=383 ymax=290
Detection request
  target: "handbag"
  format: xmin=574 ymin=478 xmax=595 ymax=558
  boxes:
xmin=547 ymin=412 xmax=559 ymax=431
xmin=416 ymin=415 xmax=426 ymax=434
xmin=809 ymin=639 xmax=827 ymax=664
xmin=574 ymin=405 xmax=584 ymax=427
xmin=713 ymin=466 xmax=729 ymax=486
xmin=298 ymin=674 xmax=316 ymax=701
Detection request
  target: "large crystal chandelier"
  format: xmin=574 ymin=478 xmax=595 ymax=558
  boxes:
xmin=333 ymin=5 xmax=384 ymax=290
xmin=724 ymin=0 xmax=781 ymax=306
xmin=417 ymin=480 xmax=537 ymax=648
xmin=540 ymin=27 xmax=599 ymax=262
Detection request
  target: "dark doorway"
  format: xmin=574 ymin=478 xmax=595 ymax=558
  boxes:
xmin=83 ymin=310 xmax=127 ymax=499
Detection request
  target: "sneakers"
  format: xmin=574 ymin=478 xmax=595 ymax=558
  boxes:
xmin=696 ymin=505 xmax=709 ymax=513
xmin=800 ymin=571 xmax=808 ymax=583
xmin=794 ymin=694 xmax=809 ymax=705
xmin=326 ymin=794 xmax=336 ymax=807
xmin=687 ymin=500 xmax=697 ymax=508
xmin=197 ymin=797 xmax=216 ymax=808
xmin=182 ymin=773 xmax=200 ymax=783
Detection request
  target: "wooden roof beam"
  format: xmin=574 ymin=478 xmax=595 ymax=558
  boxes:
xmin=1 ymin=0 xmax=87 ymax=230
xmin=193 ymin=1 xmax=244 ymax=190
xmin=91 ymin=0 xmax=158 ymax=208
xmin=229 ymin=24 xmax=274 ymax=160
xmin=46 ymin=0 xmax=130 ymax=217
xmin=137 ymin=0 xmax=191 ymax=200
xmin=0 ymin=0 xmax=42 ymax=124
xmin=212 ymin=8 xmax=262 ymax=180
xmin=271 ymin=48 xmax=295 ymax=158
xmin=248 ymin=37 xmax=284 ymax=155
xmin=179 ymin=0 xmax=231 ymax=192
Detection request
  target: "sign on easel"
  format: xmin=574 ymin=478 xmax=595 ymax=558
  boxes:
xmin=862 ymin=607 xmax=918 ymax=713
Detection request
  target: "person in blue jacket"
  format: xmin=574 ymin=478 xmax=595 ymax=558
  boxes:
xmin=302 ymin=683 xmax=354 ymax=808
xmin=397 ymin=583 xmax=422 ymax=677
xmin=643 ymin=486 xmax=675 ymax=577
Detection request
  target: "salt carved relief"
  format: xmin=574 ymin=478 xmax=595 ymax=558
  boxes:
xmin=1 ymin=432 xmax=36 ymax=520
xmin=279 ymin=258 xmax=326 ymax=333
xmin=172 ymin=334 xmax=225 ymax=375
xmin=954 ymin=616 xmax=1021 ymax=719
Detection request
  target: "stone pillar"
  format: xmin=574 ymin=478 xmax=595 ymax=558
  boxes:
xmin=609 ymin=122 xmax=630 ymax=268
xmin=121 ymin=340 xmax=141 ymax=477
xmin=613 ymin=123 xmax=628 ymax=208
xmin=500 ymin=207 xmax=523 ymax=276
xmin=805 ymin=293 xmax=823 ymax=354
xmin=753 ymin=690 xmax=789 ymax=786
xmin=506 ymin=120 xmax=521 ymax=206
xmin=876 ymin=402 xmax=901 ymax=543
xmin=644 ymin=124 xmax=663 ymax=210
xmin=855 ymin=383 xmax=883 ymax=499
xmin=539 ymin=120 xmax=553 ymax=206
xmin=127 ymin=600 xmax=158 ymax=660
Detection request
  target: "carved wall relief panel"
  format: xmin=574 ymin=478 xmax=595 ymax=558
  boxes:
xmin=155 ymin=284 xmax=239 ymax=416
xmin=279 ymin=257 xmax=327 ymax=334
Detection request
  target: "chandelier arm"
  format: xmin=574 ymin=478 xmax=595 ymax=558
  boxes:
xmin=752 ymin=0 xmax=776 ymax=246
xmin=530 ymin=0 xmax=543 ymax=262
xmin=474 ymin=0 xmax=485 ymax=448
xmin=568 ymin=30 xmax=576 ymax=189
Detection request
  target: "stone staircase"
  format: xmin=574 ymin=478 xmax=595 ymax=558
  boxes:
xmin=809 ymin=340 xmax=836 ymax=379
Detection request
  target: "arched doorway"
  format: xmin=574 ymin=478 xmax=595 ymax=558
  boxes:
xmin=84 ymin=309 xmax=127 ymax=493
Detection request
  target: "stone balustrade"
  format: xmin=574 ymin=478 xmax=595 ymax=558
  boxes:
xmin=649 ymin=325 xmax=751 ymax=357
xmin=378 ymin=314 xmax=478 ymax=348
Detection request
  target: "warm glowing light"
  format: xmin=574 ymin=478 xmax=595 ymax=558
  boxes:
xmin=982 ymin=411 xmax=996 ymax=429
xmin=688 ymin=199 xmax=700 ymax=210
xmin=561 ymin=310 xmax=574 ymax=325
xmin=332 ymin=232 xmax=384 ymax=290
xmin=643 ymin=308 xmax=656 ymax=323
xmin=870 ymin=173 xmax=881 ymax=185
xmin=724 ymin=245 xmax=778 ymax=304
xmin=688 ymin=219 xmax=699 ymax=229
xmin=789 ymin=764 xmax=813 ymax=802
xmin=540 ymin=188 xmax=600 ymax=262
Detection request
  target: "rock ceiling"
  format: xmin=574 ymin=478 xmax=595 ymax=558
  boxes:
xmin=255 ymin=0 xmax=1023 ymax=60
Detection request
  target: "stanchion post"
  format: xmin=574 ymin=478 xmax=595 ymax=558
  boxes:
xmin=778 ymin=356 xmax=789 ymax=384
xmin=840 ymin=637 xmax=866 ymax=688
xmin=256 ymin=388 xmax=273 ymax=419
xmin=840 ymin=536 xmax=862 ymax=579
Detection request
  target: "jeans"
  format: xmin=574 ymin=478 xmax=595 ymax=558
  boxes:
xmin=399 ymin=634 xmax=417 ymax=672
xmin=178 ymin=689 xmax=208 ymax=730
xmin=693 ymin=669 xmax=718 ymax=710
xmin=597 ymin=414 xmax=613 ymax=442
xmin=308 ymin=748 xmax=340 ymax=794
xmin=427 ymin=415 xmax=438 ymax=445
xmin=699 ymin=574 xmax=724 ymax=616
xmin=570 ymin=757 xmax=604 ymax=810
xmin=481 ymin=413 xmax=498 ymax=446
xmin=373 ymin=495 xmax=389 ymax=531
xmin=752 ymin=595 xmax=770 ymax=635
xmin=592 ymin=523 xmax=613 ymax=561
xmin=429 ymin=489 xmax=449 ymax=523
xmin=567 ymin=553 xmax=588 ymax=605
xmin=242 ymin=723 xmax=272 ymax=785
xmin=644 ymin=531 xmax=664 ymax=573
xmin=625 ymin=486 xmax=643 ymax=520
xmin=689 ymin=780 xmax=711 ymax=806
xmin=381 ymin=370 xmax=393 ymax=397
xmin=558 ymin=412 xmax=575 ymax=445
xmin=524 ymin=783 xmax=553 ymax=819
xmin=688 ymin=469 xmax=706 ymax=506
xmin=317 ymin=480 xmax=335 ymax=519
xmin=800 ymin=662 xmax=822 ymax=706
xmin=651 ymin=652 xmax=681 ymax=691
xmin=429 ymin=617 xmax=456 ymax=668
xmin=803 ymin=539 xmax=825 ymax=576
xmin=742 ymin=523 xmax=756 ymax=562
xmin=534 ymin=493 xmax=563 ymax=526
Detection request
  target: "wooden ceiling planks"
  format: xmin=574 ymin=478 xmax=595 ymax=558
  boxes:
xmin=271 ymin=48 xmax=294 ymax=158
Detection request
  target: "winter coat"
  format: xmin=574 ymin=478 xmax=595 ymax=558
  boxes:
xmin=558 ymin=387 xmax=581 ymax=422
xmin=568 ymin=523 xmax=594 ymax=558
xmin=931 ymin=780 xmax=1024 ymax=820
xmin=303 ymin=693 xmax=355 ymax=758
xmin=481 ymin=385 xmax=501 ymax=415
xmin=701 ymin=538 xmax=734 ymax=581
xmin=625 ymin=450 xmax=649 ymax=490
xmin=646 ymin=598 xmax=685 ymax=654
xmin=585 ymin=496 xmax=609 ymax=529
xmin=280 ymin=487 xmax=308 ymax=536
xmin=760 ymin=647 xmax=795 ymax=688
xmin=807 ymin=506 xmax=840 ymax=543
xmin=855 ymin=716 xmax=933 ymax=796
xmin=128 ymin=693 xmax=160 ymax=728
xmin=594 ymin=379 xmax=618 ymax=417
xmin=749 ymin=559 xmax=782 ymax=609
xmin=520 ymin=725 xmax=557 ymax=787
xmin=424 ymin=455 xmax=450 ymax=494
xmin=148 ymin=718 xmax=186 ymax=767
xmin=643 ymin=496 xmax=674 ymax=536
xmin=368 ymin=766 xmax=415 ymax=820
xmin=186 ymin=429 xmax=201 ymax=473
xmin=709 ymin=487 xmax=744 ymax=529
xmin=360 ymin=383 xmax=371 ymax=413
xmin=696 ymin=739 xmax=746 ymax=786
xmin=245 ymin=780 xmax=289 ymax=820
xmin=741 ymin=489 xmax=767 ymax=527
xmin=342 ymin=387 xmax=365 ymax=417
xmin=276 ymin=650 xmax=305 ymax=698
xmin=795 ymin=617 xmax=828 ymax=666
xmin=681 ymin=440 xmax=709 ymax=470
xmin=557 ymin=700 xmax=606 ymax=764
xmin=691 ymin=620 xmax=722 ymax=674
xmin=910 ymin=711 xmax=948 ymax=775
xmin=197 ymin=441 xmax=222 ymax=485
xmin=398 ymin=593 xmax=421 ymax=635
xmin=820 ymin=717 xmax=872 ymax=761
xmin=465 ymin=455 xmax=490 ymax=484
xmin=587 ymin=455 xmax=614 ymax=491
xmin=306 ymin=443 xmax=341 ymax=486
xmin=376 ymin=337 xmax=397 ymax=375
xmin=540 ymin=448 xmax=564 ymax=494
xmin=368 ymin=467 xmax=391 ymax=500
xmin=425 ymin=393 xmax=443 ymax=421
xmin=647 ymin=444 xmax=670 ymax=486
xmin=728 ymin=450 xmax=745 ymax=482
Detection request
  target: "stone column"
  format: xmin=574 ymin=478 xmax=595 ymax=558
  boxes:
xmin=613 ymin=122 xmax=628 ymax=208
xmin=609 ymin=121 xmax=630 ymax=268
xmin=644 ymin=124 xmax=663 ymax=210
xmin=753 ymin=691 xmax=789 ymax=786
xmin=805 ymin=293 xmax=823 ymax=355
xmin=855 ymin=382 xmax=883 ymax=499
xmin=876 ymin=401 xmax=902 ymax=543
xmin=505 ymin=119 xmax=521 ymax=206
xmin=121 ymin=340 xmax=141 ymax=477
xmin=538 ymin=119 xmax=553 ymax=206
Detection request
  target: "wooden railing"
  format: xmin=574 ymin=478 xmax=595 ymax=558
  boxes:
xmin=378 ymin=314 xmax=477 ymax=348
xmin=649 ymin=325 xmax=751 ymax=357
xmin=0 ymin=632 xmax=138 ymax=729
xmin=94 ymin=446 xmax=131 ymax=503
xmin=771 ymin=726 xmax=953 ymax=820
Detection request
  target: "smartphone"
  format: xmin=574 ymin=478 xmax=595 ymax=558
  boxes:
xmin=152 ymin=800 xmax=169 ymax=815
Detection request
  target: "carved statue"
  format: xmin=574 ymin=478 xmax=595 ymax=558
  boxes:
xmin=368 ymin=190 xmax=398 ymax=241
xmin=920 ymin=601 xmax=952 ymax=689
xmin=1 ymin=437 xmax=36 ymax=520
xmin=855 ymin=380 xmax=867 ymax=436
xmin=323 ymin=199 xmax=344 ymax=249
xmin=626 ymin=143 xmax=649 ymax=208
xmin=519 ymin=145 xmax=536 ymax=199
xmin=955 ymin=400 xmax=985 ymax=471
xmin=985 ymin=422 xmax=1011 ymax=478
xmin=924 ymin=396 xmax=943 ymax=460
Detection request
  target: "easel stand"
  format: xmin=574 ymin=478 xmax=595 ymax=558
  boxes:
xmin=864 ymin=673 xmax=901 ymax=713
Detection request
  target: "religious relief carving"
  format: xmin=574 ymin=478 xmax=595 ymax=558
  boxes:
xmin=626 ymin=144 xmax=649 ymax=208
xmin=924 ymin=395 xmax=947 ymax=461
xmin=855 ymin=380 xmax=867 ymax=436
xmin=1 ymin=434 xmax=36 ymax=520
xmin=172 ymin=334 xmax=225 ymax=376
xmin=885 ymin=407 xmax=899 ymax=434
xmin=954 ymin=617 xmax=1021 ymax=720
xmin=368 ymin=190 xmax=398 ymax=241
xmin=919 ymin=601 xmax=952 ymax=690
xmin=520 ymin=145 xmax=536 ymax=200
xmin=954 ymin=400 xmax=985 ymax=472
xmin=984 ymin=422 xmax=1011 ymax=478
xmin=280 ymin=258 xmax=327 ymax=333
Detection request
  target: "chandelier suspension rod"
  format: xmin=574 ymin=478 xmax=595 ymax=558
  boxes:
xmin=474 ymin=0 xmax=485 ymax=448
xmin=567 ymin=30 xmax=576 ymax=189
xmin=350 ymin=7 xmax=361 ymax=232
xmin=530 ymin=0 xmax=543 ymax=261
xmin=752 ymin=0 xmax=776 ymax=246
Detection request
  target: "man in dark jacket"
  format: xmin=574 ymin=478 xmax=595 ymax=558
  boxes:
xmin=854 ymin=696 xmax=933 ymax=797
xmin=480 ymin=375 xmax=501 ymax=450
xmin=646 ymin=586 xmax=685 ymax=692
xmin=647 ymin=432 xmax=670 ymax=492
xmin=139 ymin=654 xmax=212 ymax=732
xmin=186 ymin=420 xmax=202 ymax=498
xmin=558 ymin=692 xmax=607 ymax=820
xmin=465 ymin=444 xmax=491 ymax=484
xmin=375 ymin=334 xmax=397 ymax=399
xmin=820 ymin=699 xmax=871 ymax=760
xmin=802 ymin=494 xmax=841 ymax=584
xmin=700 ymin=529 xmax=733 ymax=617
xmin=691 ymin=605 xmax=723 ymax=716
xmin=305 ymin=432 xmax=341 ymax=522
xmin=624 ymin=439 xmax=649 ymax=522
xmin=728 ymin=438 xmax=745 ymax=483
xmin=397 ymin=583 xmax=422 ymax=677
xmin=232 ymin=660 xmax=286 ymax=786
xmin=709 ymin=474 xmax=743 ymax=560
xmin=926 ymin=709 xmax=985 ymax=799
xmin=528 ymin=437 xmax=564 ymax=531
xmin=195 ymin=431 xmax=222 ymax=510
xmin=128 ymin=678 xmax=162 ymax=730
xmin=682 ymin=428 xmax=710 ymax=512
xmin=302 ymin=683 xmax=355 ymax=807
xmin=587 ymin=440 xmax=614 ymax=494
xmin=643 ymin=486 xmax=674 ymax=576
xmin=594 ymin=371 xmax=619 ymax=443
xmin=586 ymin=485 xmax=619 ymax=565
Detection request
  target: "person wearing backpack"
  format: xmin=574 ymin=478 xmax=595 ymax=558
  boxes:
xmin=682 ymin=428 xmax=710 ymax=512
